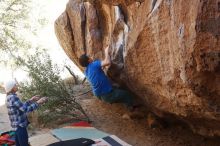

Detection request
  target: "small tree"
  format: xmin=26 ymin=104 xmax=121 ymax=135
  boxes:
xmin=0 ymin=0 xmax=47 ymax=68
xmin=19 ymin=51 xmax=89 ymax=125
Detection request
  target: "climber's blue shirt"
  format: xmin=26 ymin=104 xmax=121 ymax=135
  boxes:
xmin=85 ymin=60 xmax=112 ymax=97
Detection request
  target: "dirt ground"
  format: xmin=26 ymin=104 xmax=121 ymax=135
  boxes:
xmin=2 ymin=83 xmax=220 ymax=146
xmin=74 ymin=84 xmax=220 ymax=146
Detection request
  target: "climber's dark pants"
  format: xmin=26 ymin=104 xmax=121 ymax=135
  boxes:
xmin=98 ymin=88 xmax=134 ymax=107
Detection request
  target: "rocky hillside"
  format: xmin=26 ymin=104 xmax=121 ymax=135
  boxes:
xmin=54 ymin=0 xmax=220 ymax=136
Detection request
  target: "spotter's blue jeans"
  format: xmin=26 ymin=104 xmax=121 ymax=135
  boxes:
xmin=15 ymin=126 xmax=29 ymax=146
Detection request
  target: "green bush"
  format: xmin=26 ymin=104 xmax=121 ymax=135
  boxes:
xmin=19 ymin=51 xmax=89 ymax=126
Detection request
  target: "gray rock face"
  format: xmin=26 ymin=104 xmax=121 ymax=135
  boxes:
xmin=55 ymin=0 xmax=220 ymax=136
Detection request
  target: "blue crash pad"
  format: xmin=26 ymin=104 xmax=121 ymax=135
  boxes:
xmin=51 ymin=127 xmax=109 ymax=141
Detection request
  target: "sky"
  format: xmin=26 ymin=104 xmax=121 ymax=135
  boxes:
xmin=0 ymin=0 xmax=84 ymax=83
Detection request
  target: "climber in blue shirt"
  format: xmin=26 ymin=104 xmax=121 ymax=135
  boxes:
xmin=79 ymin=46 xmax=135 ymax=110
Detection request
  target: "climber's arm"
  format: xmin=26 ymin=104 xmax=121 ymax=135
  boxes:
xmin=101 ymin=46 xmax=111 ymax=67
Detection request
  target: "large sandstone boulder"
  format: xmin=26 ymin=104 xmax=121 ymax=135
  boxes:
xmin=55 ymin=0 xmax=220 ymax=136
